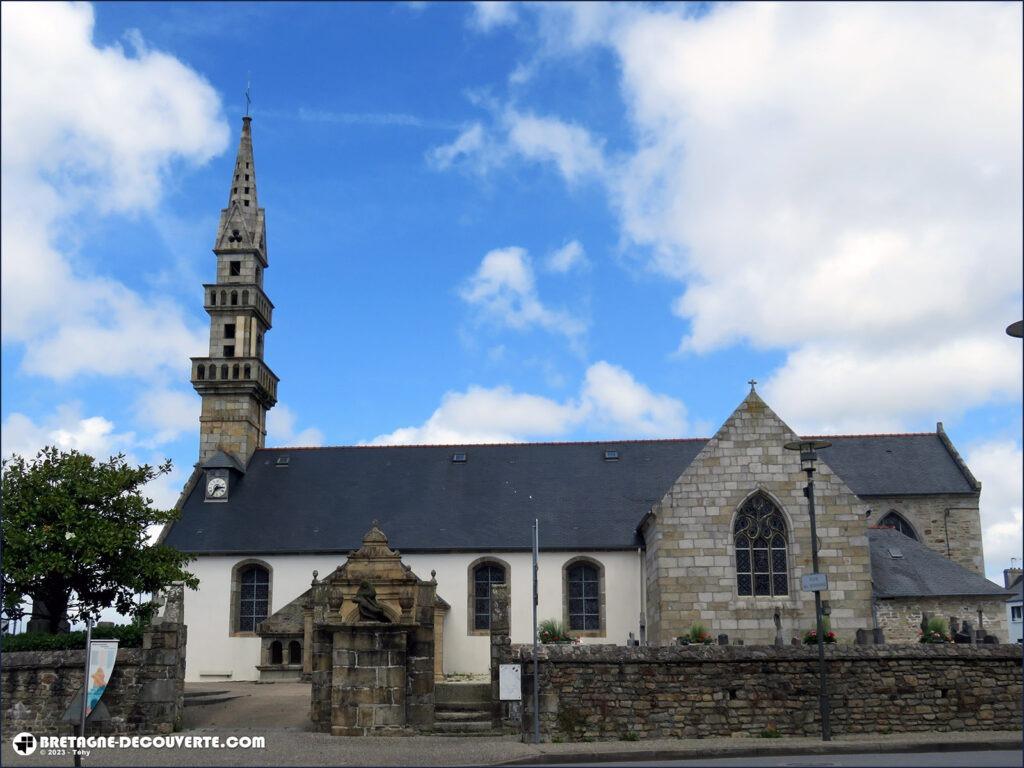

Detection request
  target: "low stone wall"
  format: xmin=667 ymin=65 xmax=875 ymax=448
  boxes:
xmin=876 ymin=596 xmax=1008 ymax=643
xmin=2 ymin=622 xmax=186 ymax=736
xmin=514 ymin=643 xmax=1022 ymax=741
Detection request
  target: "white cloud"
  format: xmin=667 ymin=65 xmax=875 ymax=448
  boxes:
xmin=427 ymin=123 xmax=490 ymax=170
xmin=266 ymin=404 xmax=325 ymax=448
xmin=369 ymin=360 xmax=687 ymax=444
xmin=761 ymin=336 xmax=1022 ymax=434
xmin=0 ymin=403 xmax=184 ymax=509
xmin=581 ymin=361 xmax=687 ymax=437
xmin=460 ymin=246 xmax=586 ymax=341
xmin=506 ymin=112 xmax=605 ymax=183
xmin=469 ymin=1 xmax=518 ymax=32
xmin=1 ymin=1 xmax=227 ymax=380
xmin=545 ymin=240 xmax=588 ymax=273
xmin=427 ymin=110 xmax=605 ymax=183
xmin=1 ymin=404 xmax=134 ymax=461
xmin=132 ymin=388 xmax=200 ymax=446
xmin=967 ymin=441 xmax=1024 ymax=583
xmin=476 ymin=2 xmax=1022 ymax=431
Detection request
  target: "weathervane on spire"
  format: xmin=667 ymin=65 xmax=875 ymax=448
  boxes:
xmin=244 ymin=73 xmax=252 ymax=117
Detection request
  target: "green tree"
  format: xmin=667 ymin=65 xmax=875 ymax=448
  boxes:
xmin=1 ymin=446 xmax=198 ymax=633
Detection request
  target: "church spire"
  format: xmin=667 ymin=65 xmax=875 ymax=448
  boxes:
xmin=214 ymin=116 xmax=266 ymax=259
xmin=191 ymin=115 xmax=278 ymax=466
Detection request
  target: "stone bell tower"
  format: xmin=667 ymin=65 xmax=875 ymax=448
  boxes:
xmin=191 ymin=116 xmax=278 ymax=465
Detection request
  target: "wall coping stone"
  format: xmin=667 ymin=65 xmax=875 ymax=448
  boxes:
xmin=1 ymin=647 xmax=143 ymax=670
xmin=510 ymin=643 xmax=1023 ymax=664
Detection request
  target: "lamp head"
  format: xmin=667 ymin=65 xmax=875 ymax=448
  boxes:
xmin=784 ymin=439 xmax=832 ymax=472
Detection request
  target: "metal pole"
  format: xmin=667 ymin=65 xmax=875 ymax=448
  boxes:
xmin=75 ymin=616 xmax=92 ymax=767
xmin=532 ymin=519 xmax=540 ymax=744
xmin=806 ymin=473 xmax=831 ymax=742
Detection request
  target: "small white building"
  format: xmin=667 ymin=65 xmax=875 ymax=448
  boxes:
xmin=1005 ymin=568 xmax=1023 ymax=643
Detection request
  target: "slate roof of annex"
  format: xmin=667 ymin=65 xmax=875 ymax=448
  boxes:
xmin=868 ymin=528 xmax=1009 ymax=598
xmin=163 ymin=432 xmax=978 ymax=555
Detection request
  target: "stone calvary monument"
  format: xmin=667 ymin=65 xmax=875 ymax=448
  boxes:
xmin=308 ymin=524 xmax=437 ymax=735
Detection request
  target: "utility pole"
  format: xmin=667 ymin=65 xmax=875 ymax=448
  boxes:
xmin=532 ymin=518 xmax=540 ymax=744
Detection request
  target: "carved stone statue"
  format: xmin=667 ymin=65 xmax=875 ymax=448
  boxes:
xmin=353 ymin=581 xmax=390 ymax=623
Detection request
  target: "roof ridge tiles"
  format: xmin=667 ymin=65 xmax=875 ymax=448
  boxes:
xmin=259 ymin=437 xmax=711 ymax=451
xmin=803 ymin=432 xmax=937 ymax=439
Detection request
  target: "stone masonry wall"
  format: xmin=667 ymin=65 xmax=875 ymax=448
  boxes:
xmin=865 ymin=494 xmax=984 ymax=576
xmin=1 ymin=622 xmax=186 ymax=736
xmin=516 ymin=643 xmax=1022 ymax=742
xmin=645 ymin=391 xmax=873 ymax=646
xmin=199 ymin=393 xmax=264 ymax=464
xmin=876 ymin=596 xmax=1009 ymax=643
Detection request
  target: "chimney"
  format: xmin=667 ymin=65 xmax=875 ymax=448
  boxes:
xmin=1004 ymin=567 xmax=1022 ymax=589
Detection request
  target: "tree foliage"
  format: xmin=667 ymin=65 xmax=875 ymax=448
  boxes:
xmin=1 ymin=446 xmax=198 ymax=632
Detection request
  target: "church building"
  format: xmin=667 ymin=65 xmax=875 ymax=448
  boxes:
xmin=161 ymin=117 xmax=1010 ymax=683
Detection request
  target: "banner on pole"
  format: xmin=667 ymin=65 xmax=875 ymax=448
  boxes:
xmin=86 ymin=640 xmax=118 ymax=715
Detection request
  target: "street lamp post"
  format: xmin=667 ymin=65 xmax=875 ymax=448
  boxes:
xmin=784 ymin=439 xmax=833 ymax=742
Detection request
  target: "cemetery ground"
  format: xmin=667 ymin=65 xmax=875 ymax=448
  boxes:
xmin=2 ymin=682 xmax=1020 ymax=767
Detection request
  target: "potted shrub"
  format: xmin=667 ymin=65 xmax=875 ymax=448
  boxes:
xmin=918 ymin=616 xmax=951 ymax=644
xmin=688 ymin=622 xmax=714 ymax=645
xmin=539 ymin=618 xmax=576 ymax=644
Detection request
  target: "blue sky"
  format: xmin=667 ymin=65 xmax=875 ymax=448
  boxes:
xmin=1 ymin=2 xmax=1021 ymax=579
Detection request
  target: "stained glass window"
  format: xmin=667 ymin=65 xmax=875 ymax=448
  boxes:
xmin=879 ymin=511 xmax=917 ymax=540
xmin=734 ymin=494 xmax=789 ymax=597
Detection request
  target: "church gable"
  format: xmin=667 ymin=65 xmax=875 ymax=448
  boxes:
xmin=643 ymin=387 xmax=872 ymax=646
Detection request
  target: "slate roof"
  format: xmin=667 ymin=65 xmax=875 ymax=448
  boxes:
xmin=163 ymin=432 xmax=978 ymax=555
xmin=814 ymin=434 xmax=977 ymax=495
xmin=1007 ymin=576 xmax=1023 ymax=604
xmin=868 ymin=528 xmax=1009 ymax=598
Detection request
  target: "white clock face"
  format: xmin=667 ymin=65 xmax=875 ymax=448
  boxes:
xmin=206 ymin=477 xmax=227 ymax=499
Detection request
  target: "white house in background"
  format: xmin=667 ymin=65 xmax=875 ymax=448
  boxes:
xmin=1005 ymin=567 xmax=1023 ymax=643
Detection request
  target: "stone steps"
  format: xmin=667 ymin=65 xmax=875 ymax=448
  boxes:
xmin=435 ymin=709 xmax=491 ymax=722
xmin=431 ymin=720 xmax=501 ymax=735
xmin=434 ymin=681 xmax=490 ymax=703
xmin=183 ymin=692 xmax=244 ymax=707
xmin=433 ymin=681 xmax=494 ymax=735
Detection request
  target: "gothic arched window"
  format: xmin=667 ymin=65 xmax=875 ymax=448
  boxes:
xmin=879 ymin=511 xmax=917 ymax=540
xmin=734 ymin=494 xmax=789 ymax=597
xmin=269 ymin=640 xmax=283 ymax=664
xmin=288 ymin=640 xmax=301 ymax=665
xmin=231 ymin=291 xmax=238 ymax=306
xmin=470 ymin=560 xmax=507 ymax=632
xmin=196 ymin=364 xmax=205 ymax=380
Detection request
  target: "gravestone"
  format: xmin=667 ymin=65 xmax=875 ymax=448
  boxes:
xmin=308 ymin=523 xmax=436 ymax=736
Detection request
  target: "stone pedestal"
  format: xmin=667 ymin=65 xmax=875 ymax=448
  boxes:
xmin=308 ymin=524 xmax=436 ymax=736
xmin=329 ymin=625 xmax=410 ymax=736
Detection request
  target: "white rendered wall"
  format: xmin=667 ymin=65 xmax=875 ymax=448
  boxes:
xmin=1008 ymin=600 xmax=1023 ymax=643
xmin=182 ymin=550 xmax=643 ymax=682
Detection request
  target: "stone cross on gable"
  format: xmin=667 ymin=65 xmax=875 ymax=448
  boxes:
xmin=748 ymin=379 xmax=757 ymax=392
